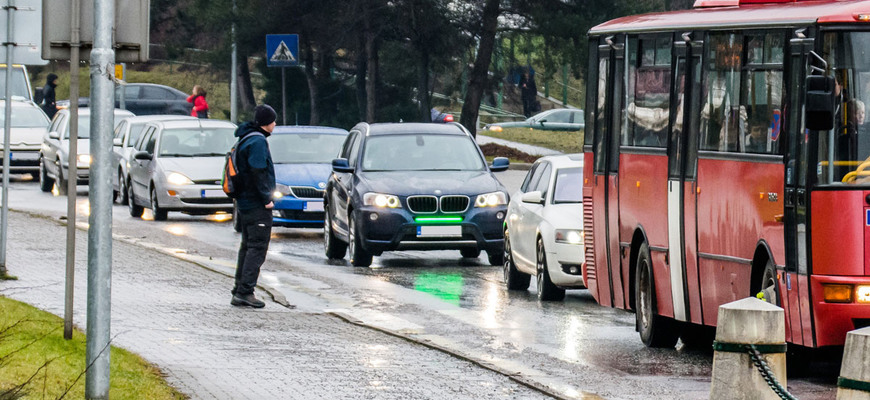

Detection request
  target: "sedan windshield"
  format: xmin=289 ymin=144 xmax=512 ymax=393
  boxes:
xmin=158 ymin=127 xmax=235 ymax=157
xmin=361 ymin=134 xmax=485 ymax=171
xmin=0 ymin=107 xmax=49 ymax=128
xmin=552 ymin=167 xmax=582 ymax=203
xmin=270 ymin=133 xmax=346 ymax=164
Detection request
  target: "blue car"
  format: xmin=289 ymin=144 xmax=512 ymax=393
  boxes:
xmin=323 ymin=122 xmax=510 ymax=267
xmin=233 ymin=126 xmax=348 ymax=231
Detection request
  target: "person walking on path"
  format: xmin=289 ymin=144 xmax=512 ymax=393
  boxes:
xmin=520 ymin=71 xmax=538 ymax=118
xmin=230 ymin=104 xmax=277 ymax=308
xmin=41 ymin=73 xmax=59 ymax=119
xmin=186 ymin=85 xmax=209 ymax=118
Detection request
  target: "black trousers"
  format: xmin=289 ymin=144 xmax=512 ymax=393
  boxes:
xmin=233 ymin=207 xmax=273 ymax=296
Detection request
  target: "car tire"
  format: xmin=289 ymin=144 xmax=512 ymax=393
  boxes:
xmin=232 ymin=202 xmax=241 ymax=233
xmin=460 ymin=248 xmax=480 ymax=258
xmin=150 ymin=187 xmax=168 ymax=221
xmin=487 ymin=250 xmax=504 ymax=266
xmin=128 ymin=182 xmax=143 ymax=218
xmin=636 ymin=243 xmax=680 ymax=348
xmin=118 ymin=176 xmax=129 ymax=205
xmin=347 ymin=214 xmax=372 ymax=267
xmin=324 ymin=206 xmax=347 ymax=260
xmin=757 ymin=259 xmax=779 ymax=306
xmin=39 ymin=157 xmax=54 ymax=192
xmin=55 ymin=160 xmax=68 ymax=196
xmin=536 ymin=238 xmax=565 ymax=301
xmin=503 ymin=229 xmax=530 ymax=290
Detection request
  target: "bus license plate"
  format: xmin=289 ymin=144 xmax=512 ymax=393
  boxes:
xmin=417 ymin=225 xmax=461 ymax=237
xmin=202 ymin=189 xmax=224 ymax=198
xmin=304 ymin=201 xmax=324 ymax=212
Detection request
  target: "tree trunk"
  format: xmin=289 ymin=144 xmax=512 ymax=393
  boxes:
xmin=356 ymin=35 xmax=368 ymax=122
xmin=238 ymin=54 xmax=256 ymax=113
xmin=365 ymin=29 xmax=378 ymax=123
xmin=418 ymin=49 xmax=431 ymax=122
xmin=303 ymin=38 xmax=320 ymax=125
xmin=460 ymin=0 xmax=500 ymax=137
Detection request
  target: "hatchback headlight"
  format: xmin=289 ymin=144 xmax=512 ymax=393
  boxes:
xmin=166 ymin=172 xmax=193 ymax=185
xmin=475 ymin=192 xmax=507 ymax=207
xmin=363 ymin=193 xmax=401 ymax=208
xmin=274 ymin=183 xmax=292 ymax=199
xmin=555 ymin=229 xmax=584 ymax=245
xmin=76 ymin=154 xmax=92 ymax=165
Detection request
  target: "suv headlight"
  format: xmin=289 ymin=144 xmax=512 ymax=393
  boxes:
xmin=363 ymin=193 xmax=401 ymax=208
xmin=475 ymin=192 xmax=507 ymax=207
xmin=76 ymin=154 xmax=92 ymax=165
xmin=274 ymin=183 xmax=292 ymax=199
xmin=555 ymin=229 xmax=584 ymax=245
xmin=166 ymin=172 xmax=193 ymax=185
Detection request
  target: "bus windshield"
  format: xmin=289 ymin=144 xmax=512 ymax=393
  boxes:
xmin=817 ymin=31 xmax=870 ymax=185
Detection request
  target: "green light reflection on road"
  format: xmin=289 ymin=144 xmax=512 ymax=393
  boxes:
xmin=414 ymin=273 xmax=464 ymax=305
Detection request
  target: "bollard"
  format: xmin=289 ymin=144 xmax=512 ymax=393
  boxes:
xmin=710 ymin=297 xmax=787 ymax=400
xmin=838 ymin=326 xmax=870 ymax=399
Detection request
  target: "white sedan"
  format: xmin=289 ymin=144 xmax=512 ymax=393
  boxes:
xmin=503 ymin=154 xmax=585 ymax=301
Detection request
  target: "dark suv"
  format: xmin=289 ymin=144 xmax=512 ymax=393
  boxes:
xmin=323 ymin=122 xmax=510 ymax=267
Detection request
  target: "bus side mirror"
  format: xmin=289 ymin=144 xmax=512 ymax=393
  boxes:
xmin=805 ymin=75 xmax=836 ymax=131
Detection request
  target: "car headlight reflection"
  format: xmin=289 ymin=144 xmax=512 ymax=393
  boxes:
xmin=475 ymin=192 xmax=507 ymax=207
xmin=166 ymin=172 xmax=194 ymax=185
xmin=274 ymin=184 xmax=292 ymax=199
xmin=363 ymin=193 xmax=400 ymax=208
xmin=555 ymin=229 xmax=584 ymax=245
xmin=76 ymin=154 xmax=92 ymax=165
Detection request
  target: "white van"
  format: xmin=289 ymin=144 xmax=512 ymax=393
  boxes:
xmin=0 ymin=64 xmax=34 ymax=101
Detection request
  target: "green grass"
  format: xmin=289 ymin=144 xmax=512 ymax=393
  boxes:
xmin=480 ymin=127 xmax=584 ymax=154
xmin=0 ymin=296 xmax=185 ymax=400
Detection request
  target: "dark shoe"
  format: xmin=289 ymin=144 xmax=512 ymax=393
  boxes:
xmin=231 ymin=293 xmax=265 ymax=308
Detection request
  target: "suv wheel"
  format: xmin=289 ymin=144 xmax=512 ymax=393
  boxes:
xmin=324 ymin=206 xmax=347 ymax=259
xmin=348 ymin=214 xmax=372 ymax=267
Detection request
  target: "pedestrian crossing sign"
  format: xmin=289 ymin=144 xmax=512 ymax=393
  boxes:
xmin=266 ymin=34 xmax=299 ymax=67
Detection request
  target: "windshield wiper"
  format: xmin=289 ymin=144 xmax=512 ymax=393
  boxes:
xmin=159 ymin=153 xmax=197 ymax=157
xmin=190 ymin=152 xmax=227 ymax=157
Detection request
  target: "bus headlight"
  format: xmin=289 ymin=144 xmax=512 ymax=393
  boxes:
xmin=475 ymin=192 xmax=507 ymax=207
xmin=555 ymin=229 xmax=584 ymax=245
xmin=857 ymin=285 xmax=870 ymax=304
xmin=363 ymin=193 xmax=400 ymax=208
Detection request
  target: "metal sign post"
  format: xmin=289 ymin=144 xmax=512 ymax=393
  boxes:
xmin=63 ymin=0 xmax=81 ymax=341
xmin=1 ymin=3 xmax=13 ymax=280
xmin=266 ymin=34 xmax=298 ymax=126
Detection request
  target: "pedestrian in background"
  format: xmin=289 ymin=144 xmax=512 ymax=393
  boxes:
xmin=41 ymin=73 xmax=59 ymax=119
xmin=187 ymin=85 xmax=209 ymax=118
xmin=230 ymin=104 xmax=277 ymax=308
xmin=520 ymin=70 xmax=538 ymax=118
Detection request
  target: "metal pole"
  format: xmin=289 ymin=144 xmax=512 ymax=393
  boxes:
xmin=85 ymin=0 xmax=114 ymax=395
xmin=281 ymin=67 xmax=286 ymax=125
xmin=64 ymin=0 xmax=81 ymax=341
xmin=0 ymin=0 xmax=15 ymax=279
xmin=230 ymin=0 xmax=238 ymax=124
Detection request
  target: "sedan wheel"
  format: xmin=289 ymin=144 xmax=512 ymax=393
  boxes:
xmin=117 ymin=174 xmax=129 ymax=205
xmin=348 ymin=215 xmax=372 ymax=267
xmin=536 ymin=238 xmax=565 ymax=301
xmin=128 ymin=182 xmax=143 ymax=217
xmin=503 ymin=229 xmax=530 ymax=291
xmin=39 ymin=157 xmax=54 ymax=192
xmin=150 ymin=187 xmax=168 ymax=221
xmin=55 ymin=160 xmax=68 ymax=196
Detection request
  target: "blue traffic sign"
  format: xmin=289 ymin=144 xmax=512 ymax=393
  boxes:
xmin=266 ymin=34 xmax=299 ymax=67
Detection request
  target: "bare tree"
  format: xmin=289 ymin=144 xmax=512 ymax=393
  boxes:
xmin=460 ymin=0 xmax=500 ymax=137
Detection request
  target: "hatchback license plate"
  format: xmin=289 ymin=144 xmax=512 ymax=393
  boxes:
xmin=304 ymin=201 xmax=324 ymax=212
xmin=202 ymin=189 xmax=224 ymax=198
xmin=417 ymin=225 xmax=461 ymax=237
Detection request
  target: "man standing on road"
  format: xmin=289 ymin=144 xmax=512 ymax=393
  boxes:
xmin=231 ymin=105 xmax=277 ymax=308
xmin=41 ymin=74 xmax=59 ymax=119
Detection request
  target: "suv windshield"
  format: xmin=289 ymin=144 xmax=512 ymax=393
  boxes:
xmin=817 ymin=31 xmax=870 ymax=185
xmin=361 ymin=134 xmax=485 ymax=171
xmin=158 ymin=127 xmax=235 ymax=156
xmin=270 ymin=133 xmax=346 ymax=164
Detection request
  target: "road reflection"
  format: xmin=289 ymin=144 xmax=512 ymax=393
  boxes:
xmin=413 ymin=273 xmax=463 ymax=305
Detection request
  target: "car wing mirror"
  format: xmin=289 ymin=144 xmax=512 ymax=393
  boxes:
xmin=49 ymin=131 xmax=60 ymax=140
xmin=133 ymin=151 xmax=152 ymax=161
xmin=521 ymin=190 xmax=544 ymax=204
xmin=332 ymin=158 xmax=354 ymax=173
xmin=113 ymin=138 xmax=122 ymax=146
xmin=490 ymin=157 xmax=509 ymax=172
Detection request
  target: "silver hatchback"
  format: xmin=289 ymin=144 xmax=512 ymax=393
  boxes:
xmin=127 ymin=119 xmax=237 ymax=220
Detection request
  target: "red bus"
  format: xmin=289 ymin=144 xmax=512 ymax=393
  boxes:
xmin=583 ymin=0 xmax=870 ymax=348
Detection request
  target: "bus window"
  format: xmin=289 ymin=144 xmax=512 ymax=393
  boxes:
xmin=626 ymin=36 xmax=671 ymax=148
xmin=741 ymin=33 xmax=784 ymax=155
xmin=701 ymin=33 xmax=743 ymax=153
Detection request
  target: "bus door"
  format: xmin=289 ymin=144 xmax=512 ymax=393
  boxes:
xmin=592 ymin=36 xmax=626 ymax=308
xmin=783 ymin=37 xmax=814 ymax=346
xmin=667 ymin=37 xmax=703 ymax=324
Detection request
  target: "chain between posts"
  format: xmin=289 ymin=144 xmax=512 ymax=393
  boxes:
xmin=745 ymin=344 xmax=798 ymax=400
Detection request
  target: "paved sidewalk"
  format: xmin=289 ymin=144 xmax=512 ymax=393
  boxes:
xmin=476 ymin=135 xmax=562 ymax=157
xmin=0 ymin=211 xmax=545 ymax=399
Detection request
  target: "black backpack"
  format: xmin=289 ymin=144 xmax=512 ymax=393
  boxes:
xmin=222 ymin=132 xmax=264 ymax=198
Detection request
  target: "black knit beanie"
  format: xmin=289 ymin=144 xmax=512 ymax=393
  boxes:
xmin=253 ymin=104 xmax=277 ymax=127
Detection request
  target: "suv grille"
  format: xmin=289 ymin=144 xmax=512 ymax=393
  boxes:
xmin=291 ymin=187 xmax=325 ymax=199
xmin=407 ymin=196 xmax=437 ymax=213
xmin=440 ymin=196 xmax=469 ymax=213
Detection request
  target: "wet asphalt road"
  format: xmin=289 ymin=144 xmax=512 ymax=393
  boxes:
xmin=1 ymin=171 xmax=839 ymax=399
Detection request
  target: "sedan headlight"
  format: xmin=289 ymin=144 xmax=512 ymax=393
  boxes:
xmin=76 ymin=154 xmax=92 ymax=165
xmin=475 ymin=192 xmax=507 ymax=207
xmin=555 ymin=229 xmax=584 ymax=245
xmin=166 ymin=172 xmax=194 ymax=185
xmin=363 ymin=193 xmax=401 ymax=208
xmin=274 ymin=183 xmax=292 ymax=199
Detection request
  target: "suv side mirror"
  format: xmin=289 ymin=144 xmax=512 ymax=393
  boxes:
xmin=133 ymin=151 xmax=152 ymax=161
xmin=521 ymin=190 xmax=544 ymax=204
xmin=332 ymin=158 xmax=354 ymax=173
xmin=490 ymin=157 xmax=509 ymax=172
xmin=805 ymin=75 xmax=836 ymax=131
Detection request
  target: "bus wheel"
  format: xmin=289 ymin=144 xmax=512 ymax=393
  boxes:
xmin=759 ymin=260 xmax=779 ymax=306
xmin=636 ymin=243 xmax=680 ymax=348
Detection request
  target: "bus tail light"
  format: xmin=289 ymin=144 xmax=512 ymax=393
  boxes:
xmin=856 ymin=286 xmax=870 ymax=303
xmin=823 ymin=284 xmax=853 ymax=303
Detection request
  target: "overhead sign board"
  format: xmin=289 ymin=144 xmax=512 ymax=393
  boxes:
xmin=0 ymin=1 xmax=48 ymax=65
xmin=266 ymin=34 xmax=299 ymax=67
xmin=42 ymin=0 xmax=150 ymax=63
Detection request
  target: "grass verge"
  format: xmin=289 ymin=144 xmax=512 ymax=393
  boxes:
xmin=0 ymin=296 xmax=185 ymax=400
xmin=480 ymin=127 xmax=584 ymax=154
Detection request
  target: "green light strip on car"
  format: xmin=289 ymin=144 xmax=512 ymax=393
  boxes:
xmin=414 ymin=216 xmax=463 ymax=224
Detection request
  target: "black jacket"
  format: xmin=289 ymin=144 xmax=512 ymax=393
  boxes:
xmin=233 ymin=122 xmax=276 ymax=211
xmin=42 ymin=82 xmax=57 ymax=119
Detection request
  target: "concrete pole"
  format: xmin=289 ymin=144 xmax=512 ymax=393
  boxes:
xmin=0 ymin=1 xmax=15 ymax=279
xmin=838 ymin=327 xmax=870 ymax=399
xmin=230 ymin=0 xmax=238 ymax=124
xmin=710 ymin=297 xmax=787 ymax=400
xmin=85 ymin=0 xmax=114 ymax=396
xmin=64 ymin=0 xmax=82 ymax=341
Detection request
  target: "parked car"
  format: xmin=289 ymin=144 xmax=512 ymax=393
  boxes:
xmin=233 ymin=125 xmax=348 ymax=232
xmin=126 ymin=119 xmax=237 ymax=220
xmin=112 ymin=114 xmax=198 ymax=204
xmin=0 ymin=98 xmax=51 ymax=178
xmin=430 ymin=108 xmax=454 ymax=123
xmin=503 ymin=154 xmax=585 ymax=301
xmin=323 ymin=122 xmax=510 ymax=267
xmin=39 ymin=108 xmax=135 ymax=194
xmin=0 ymin=64 xmax=34 ymax=101
xmin=58 ymin=83 xmax=191 ymax=116
xmin=484 ymin=108 xmax=584 ymax=132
